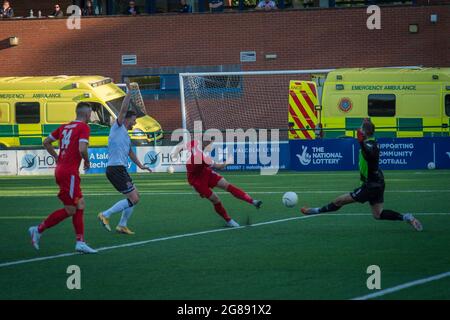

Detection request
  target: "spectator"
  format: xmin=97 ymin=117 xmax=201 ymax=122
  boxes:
xmin=256 ymin=0 xmax=278 ymax=10
xmin=82 ymin=0 xmax=95 ymax=16
xmin=124 ymin=1 xmax=140 ymax=15
xmin=179 ymin=0 xmax=191 ymax=13
xmin=0 ymin=1 xmax=14 ymax=18
xmin=50 ymin=3 xmax=64 ymax=18
xmin=209 ymin=0 xmax=224 ymax=12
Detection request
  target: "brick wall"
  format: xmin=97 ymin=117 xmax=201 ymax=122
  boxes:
xmin=1 ymin=5 xmax=449 ymax=130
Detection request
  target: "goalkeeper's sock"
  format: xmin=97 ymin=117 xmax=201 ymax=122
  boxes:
xmin=103 ymin=199 xmax=133 ymax=218
xmin=214 ymin=202 xmax=231 ymax=222
xmin=227 ymin=184 xmax=253 ymax=204
xmin=319 ymin=202 xmax=342 ymax=213
xmin=118 ymin=207 xmax=134 ymax=227
xmin=380 ymin=209 xmax=403 ymax=221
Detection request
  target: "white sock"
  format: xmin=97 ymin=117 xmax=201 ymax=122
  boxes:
xmin=118 ymin=207 xmax=134 ymax=227
xmin=103 ymin=199 xmax=131 ymax=218
xmin=403 ymin=213 xmax=413 ymax=221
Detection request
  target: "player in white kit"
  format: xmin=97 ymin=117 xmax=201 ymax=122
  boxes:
xmin=98 ymin=83 xmax=151 ymax=235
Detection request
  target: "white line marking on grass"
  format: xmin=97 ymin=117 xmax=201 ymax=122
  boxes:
xmin=2 ymin=189 xmax=450 ymax=197
xmin=0 ymin=215 xmax=319 ymax=268
xmin=1 ymin=212 xmax=448 ymax=269
xmin=351 ymin=270 xmax=450 ymax=300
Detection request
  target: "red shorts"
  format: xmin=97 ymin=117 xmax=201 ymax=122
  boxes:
xmin=55 ymin=168 xmax=82 ymax=206
xmin=188 ymin=170 xmax=223 ymax=199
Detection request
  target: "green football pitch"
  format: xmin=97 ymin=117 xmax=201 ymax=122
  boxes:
xmin=0 ymin=170 xmax=449 ymax=300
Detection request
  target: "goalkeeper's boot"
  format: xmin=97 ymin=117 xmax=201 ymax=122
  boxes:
xmin=116 ymin=226 xmax=135 ymax=235
xmin=404 ymin=213 xmax=423 ymax=231
xmin=226 ymin=219 xmax=240 ymax=228
xmin=253 ymin=200 xmax=263 ymax=209
xmin=75 ymin=241 xmax=98 ymax=254
xmin=301 ymin=207 xmax=320 ymax=215
xmin=97 ymin=212 xmax=111 ymax=232
xmin=28 ymin=226 xmax=41 ymax=250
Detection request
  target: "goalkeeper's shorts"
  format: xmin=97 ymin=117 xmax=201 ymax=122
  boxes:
xmin=350 ymin=182 xmax=385 ymax=205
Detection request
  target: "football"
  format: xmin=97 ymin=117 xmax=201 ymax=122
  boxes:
xmin=167 ymin=165 xmax=175 ymax=174
xmin=282 ymin=192 xmax=298 ymax=208
xmin=427 ymin=162 xmax=436 ymax=170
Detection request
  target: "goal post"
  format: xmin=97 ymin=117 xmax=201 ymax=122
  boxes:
xmin=178 ymin=69 xmax=334 ymax=136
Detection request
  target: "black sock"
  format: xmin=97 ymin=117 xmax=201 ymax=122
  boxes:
xmin=380 ymin=209 xmax=403 ymax=221
xmin=319 ymin=202 xmax=341 ymax=213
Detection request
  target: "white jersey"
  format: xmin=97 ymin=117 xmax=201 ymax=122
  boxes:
xmin=107 ymin=120 xmax=131 ymax=167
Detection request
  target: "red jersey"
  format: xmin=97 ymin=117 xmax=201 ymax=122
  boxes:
xmin=49 ymin=121 xmax=90 ymax=173
xmin=186 ymin=140 xmax=214 ymax=180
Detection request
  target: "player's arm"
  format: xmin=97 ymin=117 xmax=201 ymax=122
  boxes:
xmin=117 ymin=81 xmax=133 ymax=126
xmin=43 ymin=128 xmax=61 ymax=161
xmin=43 ymin=136 xmax=59 ymax=161
xmin=212 ymin=157 xmax=233 ymax=170
xmin=203 ymin=153 xmax=230 ymax=170
xmin=212 ymin=162 xmax=227 ymax=170
xmin=79 ymin=124 xmax=91 ymax=170
xmin=170 ymin=143 xmax=184 ymax=161
xmin=129 ymin=148 xmax=152 ymax=172
xmin=79 ymin=141 xmax=90 ymax=170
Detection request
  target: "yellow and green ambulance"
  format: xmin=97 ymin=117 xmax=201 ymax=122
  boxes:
xmin=288 ymin=68 xmax=450 ymax=139
xmin=0 ymin=76 xmax=163 ymax=149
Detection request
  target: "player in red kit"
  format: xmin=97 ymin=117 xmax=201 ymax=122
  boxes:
xmin=28 ymin=103 xmax=97 ymax=253
xmin=176 ymin=138 xmax=262 ymax=227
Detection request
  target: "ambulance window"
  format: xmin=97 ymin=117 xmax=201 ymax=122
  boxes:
xmin=445 ymin=95 xmax=450 ymax=117
xmin=90 ymin=103 xmax=112 ymax=126
xmin=15 ymin=102 xmax=40 ymax=124
xmin=368 ymin=94 xmax=396 ymax=117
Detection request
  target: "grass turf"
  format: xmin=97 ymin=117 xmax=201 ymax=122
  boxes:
xmin=0 ymin=170 xmax=449 ymax=300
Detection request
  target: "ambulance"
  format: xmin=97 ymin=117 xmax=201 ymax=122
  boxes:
xmin=288 ymin=67 xmax=450 ymax=139
xmin=0 ymin=76 xmax=163 ymax=149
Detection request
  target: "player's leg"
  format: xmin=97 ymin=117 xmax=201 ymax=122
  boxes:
xmin=301 ymin=193 xmax=355 ymax=215
xmin=28 ymin=205 xmax=75 ymax=250
xmin=370 ymin=191 xmax=423 ymax=231
xmin=72 ymin=198 xmax=85 ymax=242
xmin=99 ymin=166 xmax=137 ymax=232
xmin=192 ymin=176 xmax=239 ymax=227
xmin=73 ymin=197 xmax=97 ymax=253
xmin=116 ymin=188 xmax=139 ymax=235
xmin=216 ymin=177 xmax=262 ymax=208
xmin=29 ymin=173 xmax=78 ymax=250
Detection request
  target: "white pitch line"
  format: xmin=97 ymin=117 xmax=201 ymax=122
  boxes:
xmin=351 ymin=270 xmax=450 ymax=300
xmin=0 ymin=215 xmax=319 ymax=268
xmin=1 ymin=212 xmax=449 ymax=269
xmin=1 ymin=189 xmax=450 ymax=197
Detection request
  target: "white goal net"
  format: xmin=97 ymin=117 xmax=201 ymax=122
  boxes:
xmin=179 ymin=70 xmax=333 ymax=136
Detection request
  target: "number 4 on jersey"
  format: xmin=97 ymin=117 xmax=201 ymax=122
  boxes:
xmin=61 ymin=129 xmax=73 ymax=150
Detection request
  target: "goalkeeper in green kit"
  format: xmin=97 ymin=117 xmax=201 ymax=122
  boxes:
xmin=301 ymin=118 xmax=423 ymax=231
